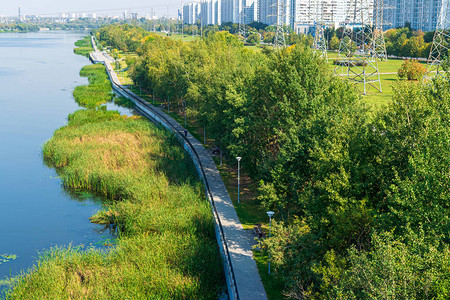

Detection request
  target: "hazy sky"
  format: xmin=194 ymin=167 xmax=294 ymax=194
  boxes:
xmin=2 ymin=0 xmax=181 ymax=17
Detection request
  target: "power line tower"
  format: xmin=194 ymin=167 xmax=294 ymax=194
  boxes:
xmin=273 ymin=0 xmax=286 ymax=49
xmin=373 ymin=0 xmax=388 ymax=61
xmin=181 ymin=1 xmax=184 ymax=40
xmin=426 ymin=0 xmax=450 ymax=78
xmin=334 ymin=0 xmax=382 ymax=95
xmin=313 ymin=0 xmax=328 ymax=60
xmin=239 ymin=7 xmax=246 ymax=40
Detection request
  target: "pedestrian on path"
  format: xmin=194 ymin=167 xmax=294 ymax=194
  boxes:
xmin=184 ymin=129 xmax=188 ymax=137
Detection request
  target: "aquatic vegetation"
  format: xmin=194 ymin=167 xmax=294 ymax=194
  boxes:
xmin=0 ymin=254 xmax=17 ymax=265
xmin=73 ymin=64 xmax=113 ymax=109
xmin=73 ymin=36 xmax=93 ymax=57
xmin=7 ymin=109 xmax=224 ymax=299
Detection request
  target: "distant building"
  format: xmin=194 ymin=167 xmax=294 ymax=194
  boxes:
xmin=201 ymin=0 xmax=215 ymax=25
xmin=243 ymin=0 xmax=258 ymax=24
xmin=183 ymin=2 xmax=201 ymax=24
xmin=290 ymin=0 xmax=347 ymax=34
xmin=258 ymin=0 xmax=290 ymax=26
xmin=384 ymin=0 xmax=443 ymax=32
xmin=181 ymin=0 xmax=445 ymax=34
xmin=221 ymin=0 xmax=238 ymax=23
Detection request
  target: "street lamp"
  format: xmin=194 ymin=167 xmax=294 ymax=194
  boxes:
xmin=236 ymin=157 xmax=242 ymax=204
xmin=183 ymin=101 xmax=187 ymax=127
xmin=267 ymin=211 xmax=275 ymax=275
xmin=220 ymin=141 xmax=223 ymax=167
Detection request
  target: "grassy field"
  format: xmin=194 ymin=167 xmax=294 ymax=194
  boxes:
xmin=326 ymin=51 xmax=426 ymax=108
xmin=156 ymin=32 xmax=198 ymax=42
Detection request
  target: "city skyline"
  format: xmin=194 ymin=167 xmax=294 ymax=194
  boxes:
xmin=0 ymin=1 xmax=182 ymax=17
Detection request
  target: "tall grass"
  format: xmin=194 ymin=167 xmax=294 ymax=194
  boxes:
xmin=7 ymin=38 xmax=224 ymax=298
xmin=73 ymin=36 xmax=94 ymax=57
xmin=73 ymin=64 xmax=113 ymax=108
xmin=7 ymin=109 xmax=224 ymax=299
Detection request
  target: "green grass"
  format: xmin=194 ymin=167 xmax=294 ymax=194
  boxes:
xmin=73 ymin=64 xmax=113 ymax=108
xmin=326 ymin=52 xmax=426 ymax=107
xmin=74 ymin=36 xmax=94 ymax=57
xmin=6 ymin=108 xmax=224 ymax=299
xmin=157 ymin=32 xmax=198 ymax=42
xmin=244 ymin=44 xmax=264 ymax=52
xmin=213 ymin=158 xmax=267 ymax=231
xmin=209 ymin=157 xmax=285 ymax=299
xmin=126 ymin=79 xmax=284 ymax=299
xmin=254 ymin=252 xmax=286 ymax=300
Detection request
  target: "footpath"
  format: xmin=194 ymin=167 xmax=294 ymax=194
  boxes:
xmin=89 ymin=38 xmax=268 ymax=300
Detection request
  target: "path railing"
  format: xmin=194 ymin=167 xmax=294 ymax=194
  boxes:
xmin=91 ymin=51 xmax=240 ymax=299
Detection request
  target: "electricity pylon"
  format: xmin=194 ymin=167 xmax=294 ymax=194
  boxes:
xmin=273 ymin=0 xmax=286 ymax=49
xmin=239 ymin=8 xmax=246 ymax=40
xmin=426 ymin=0 xmax=449 ymax=78
xmin=373 ymin=0 xmax=388 ymax=61
xmin=334 ymin=0 xmax=382 ymax=95
xmin=313 ymin=0 xmax=328 ymax=60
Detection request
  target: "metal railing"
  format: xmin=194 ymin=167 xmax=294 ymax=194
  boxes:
xmin=99 ymin=58 xmax=239 ymax=300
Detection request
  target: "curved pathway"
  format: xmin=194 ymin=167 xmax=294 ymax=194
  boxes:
xmin=89 ymin=42 xmax=267 ymax=300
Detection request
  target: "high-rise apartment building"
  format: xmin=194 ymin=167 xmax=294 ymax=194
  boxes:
xmin=243 ymin=0 xmax=258 ymax=24
xmin=183 ymin=2 xmax=201 ymax=24
xmin=383 ymin=0 xmax=443 ymax=31
xmin=291 ymin=0 xmax=347 ymax=34
xmin=258 ymin=0 xmax=290 ymax=26
xmin=183 ymin=0 xmax=445 ymax=33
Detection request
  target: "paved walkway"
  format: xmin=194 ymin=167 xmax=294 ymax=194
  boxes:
xmin=89 ymin=45 xmax=268 ymax=300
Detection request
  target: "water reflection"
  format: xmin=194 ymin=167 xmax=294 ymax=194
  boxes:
xmin=0 ymin=31 xmax=126 ymax=294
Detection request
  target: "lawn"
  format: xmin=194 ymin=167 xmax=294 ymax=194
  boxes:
xmin=156 ymin=32 xmax=198 ymax=42
xmin=326 ymin=51 xmax=427 ymax=108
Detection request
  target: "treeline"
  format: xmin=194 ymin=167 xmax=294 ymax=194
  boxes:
xmin=0 ymin=23 xmax=39 ymax=32
xmin=98 ymin=25 xmax=450 ymax=298
xmin=99 ymin=19 xmax=444 ymax=59
xmin=0 ymin=19 xmax=126 ymax=33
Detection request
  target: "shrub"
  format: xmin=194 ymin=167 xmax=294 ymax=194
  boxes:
xmin=397 ymin=59 xmax=426 ymax=80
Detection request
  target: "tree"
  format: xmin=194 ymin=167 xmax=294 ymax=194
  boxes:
xmin=397 ymin=59 xmax=426 ymax=80
xmin=329 ymin=35 xmax=340 ymax=50
xmin=246 ymin=33 xmax=261 ymax=45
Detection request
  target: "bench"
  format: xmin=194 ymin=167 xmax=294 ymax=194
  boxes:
xmin=253 ymin=224 xmax=264 ymax=239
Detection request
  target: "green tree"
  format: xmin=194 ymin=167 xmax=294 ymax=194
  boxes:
xmin=246 ymin=33 xmax=261 ymax=44
xmin=329 ymin=35 xmax=340 ymax=50
xmin=397 ymin=59 xmax=426 ymax=80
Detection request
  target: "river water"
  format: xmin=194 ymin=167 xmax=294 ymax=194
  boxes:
xmin=0 ymin=31 xmax=130 ymax=293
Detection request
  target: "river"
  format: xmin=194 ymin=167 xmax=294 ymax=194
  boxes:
xmin=0 ymin=31 xmax=131 ymax=293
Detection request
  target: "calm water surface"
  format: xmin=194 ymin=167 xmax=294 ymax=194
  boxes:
xmin=0 ymin=31 xmax=130 ymax=292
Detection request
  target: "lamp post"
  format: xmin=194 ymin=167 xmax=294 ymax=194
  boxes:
xmin=220 ymin=141 xmax=223 ymax=167
xmin=267 ymin=211 xmax=274 ymax=275
xmin=236 ymin=157 xmax=242 ymax=204
xmin=183 ymin=101 xmax=187 ymax=127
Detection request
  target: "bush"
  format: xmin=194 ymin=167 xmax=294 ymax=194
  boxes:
xmin=246 ymin=33 xmax=261 ymax=45
xmin=397 ymin=59 xmax=426 ymax=80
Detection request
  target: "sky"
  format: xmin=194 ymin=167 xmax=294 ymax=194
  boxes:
xmin=1 ymin=0 xmax=182 ymax=18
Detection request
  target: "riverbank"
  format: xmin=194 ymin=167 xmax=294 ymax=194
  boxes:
xmin=5 ymin=38 xmax=224 ymax=299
